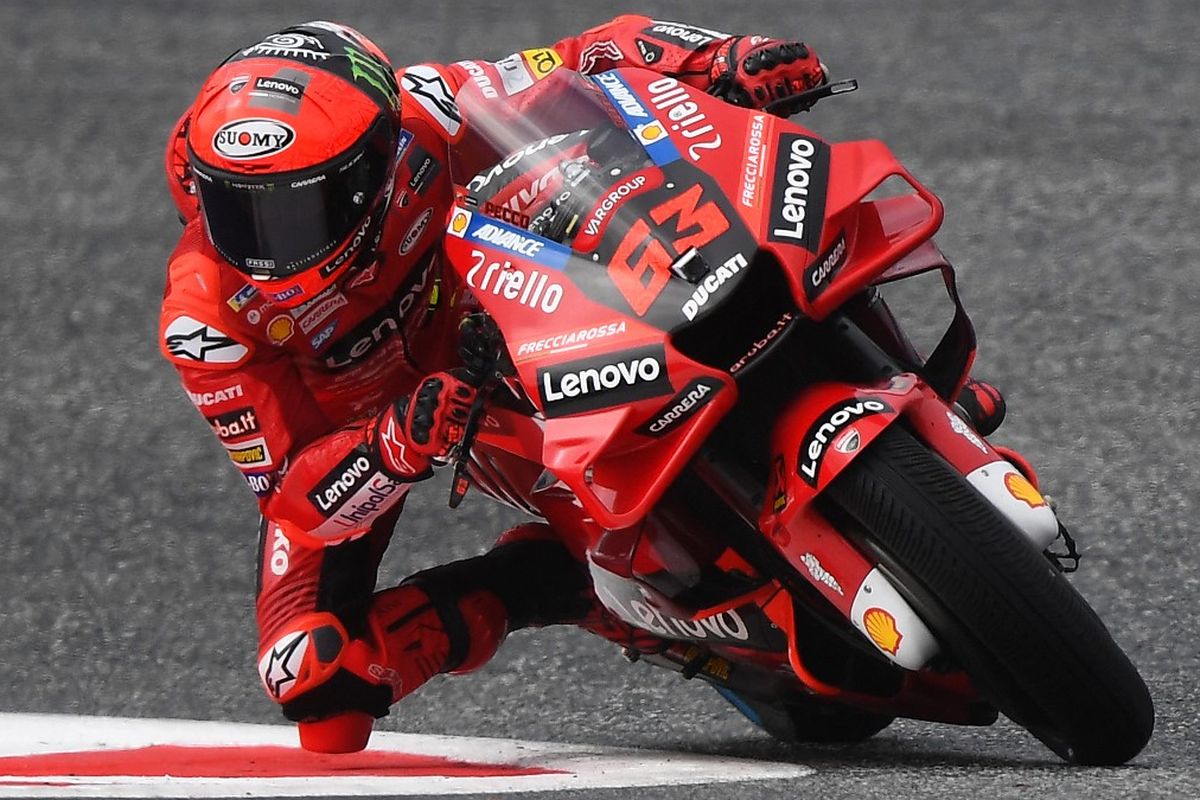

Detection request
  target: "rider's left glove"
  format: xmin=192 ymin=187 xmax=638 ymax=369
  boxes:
xmin=709 ymin=35 xmax=827 ymax=115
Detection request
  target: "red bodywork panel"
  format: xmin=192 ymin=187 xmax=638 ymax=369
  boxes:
xmin=442 ymin=68 xmax=987 ymax=717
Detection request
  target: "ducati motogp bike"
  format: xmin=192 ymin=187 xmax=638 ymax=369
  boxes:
xmin=435 ymin=66 xmax=1154 ymax=765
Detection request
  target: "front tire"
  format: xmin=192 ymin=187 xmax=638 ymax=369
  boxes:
xmin=825 ymin=425 xmax=1153 ymax=764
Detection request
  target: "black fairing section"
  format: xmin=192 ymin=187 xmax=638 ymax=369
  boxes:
xmin=671 ymin=250 xmax=799 ymax=378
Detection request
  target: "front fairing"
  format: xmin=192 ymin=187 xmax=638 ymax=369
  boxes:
xmin=447 ymin=68 xmax=786 ymax=528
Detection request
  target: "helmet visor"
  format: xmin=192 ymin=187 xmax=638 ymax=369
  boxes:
xmin=191 ymin=115 xmax=395 ymax=277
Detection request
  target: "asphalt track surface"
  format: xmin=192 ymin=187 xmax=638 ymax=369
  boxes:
xmin=1 ymin=0 xmax=1197 ymax=797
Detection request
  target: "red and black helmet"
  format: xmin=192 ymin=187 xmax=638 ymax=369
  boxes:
xmin=187 ymin=22 xmax=402 ymax=307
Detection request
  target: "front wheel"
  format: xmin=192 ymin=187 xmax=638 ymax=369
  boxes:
xmin=824 ymin=425 xmax=1153 ymax=764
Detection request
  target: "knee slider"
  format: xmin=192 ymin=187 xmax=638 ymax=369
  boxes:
xmin=258 ymin=611 xmax=391 ymax=722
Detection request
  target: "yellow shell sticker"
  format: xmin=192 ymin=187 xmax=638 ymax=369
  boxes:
xmin=863 ymin=607 xmax=903 ymax=655
xmin=1004 ymin=472 xmax=1047 ymax=508
xmin=634 ymin=121 xmax=668 ymax=145
xmin=448 ymin=208 xmax=472 ymax=237
xmin=522 ymin=47 xmax=563 ymax=80
xmin=266 ymin=315 xmax=294 ymax=346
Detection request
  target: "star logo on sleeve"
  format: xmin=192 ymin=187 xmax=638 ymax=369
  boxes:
xmin=401 ymin=65 xmax=461 ymax=135
xmin=258 ymin=630 xmax=309 ymax=700
xmin=163 ymin=315 xmax=249 ymax=364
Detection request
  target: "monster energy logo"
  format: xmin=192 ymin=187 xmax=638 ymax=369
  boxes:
xmin=345 ymin=46 xmax=399 ymax=110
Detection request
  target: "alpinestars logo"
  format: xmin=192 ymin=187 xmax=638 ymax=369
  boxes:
xmin=401 ymin=65 xmax=461 ymax=136
xmin=164 ymin=316 xmax=248 ymax=364
xmin=258 ymin=631 xmax=308 ymax=700
xmin=797 ymin=398 xmax=893 ymax=486
xmin=538 ymin=344 xmax=672 ymax=418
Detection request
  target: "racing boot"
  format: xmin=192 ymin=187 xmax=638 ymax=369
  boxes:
xmin=955 ymin=377 xmax=1006 ymax=436
xmin=263 ymin=582 xmax=509 ymax=754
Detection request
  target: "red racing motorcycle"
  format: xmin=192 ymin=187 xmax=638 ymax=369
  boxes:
xmin=438 ymin=67 xmax=1153 ymax=765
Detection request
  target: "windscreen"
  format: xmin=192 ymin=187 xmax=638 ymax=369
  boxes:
xmin=449 ymin=68 xmax=658 ymax=247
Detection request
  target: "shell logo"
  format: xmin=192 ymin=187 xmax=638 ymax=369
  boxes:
xmin=447 ymin=208 xmax=472 ymax=238
xmin=863 ymin=607 xmax=903 ymax=655
xmin=266 ymin=315 xmax=294 ymax=345
xmin=1004 ymin=472 xmax=1047 ymax=508
xmin=634 ymin=121 xmax=668 ymax=145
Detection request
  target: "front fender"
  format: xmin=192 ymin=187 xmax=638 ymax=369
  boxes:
xmin=769 ymin=375 xmax=917 ymax=508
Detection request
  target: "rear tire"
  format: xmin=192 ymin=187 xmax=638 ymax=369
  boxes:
xmin=825 ymin=425 xmax=1153 ymax=764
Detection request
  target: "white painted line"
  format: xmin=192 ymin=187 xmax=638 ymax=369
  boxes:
xmin=0 ymin=713 xmax=814 ymax=797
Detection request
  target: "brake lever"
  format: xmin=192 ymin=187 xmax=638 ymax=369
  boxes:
xmin=447 ymin=358 xmax=499 ymax=509
xmin=763 ymin=78 xmax=859 ymax=116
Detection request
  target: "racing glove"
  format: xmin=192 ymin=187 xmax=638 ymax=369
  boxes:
xmin=709 ymin=36 xmax=827 ymax=115
xmin=372 ymin=371 xmax=477 ymax=478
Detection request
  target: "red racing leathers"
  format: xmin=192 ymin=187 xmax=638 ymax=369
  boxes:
xmin=160 ymin=15 xmax=802 ymax=752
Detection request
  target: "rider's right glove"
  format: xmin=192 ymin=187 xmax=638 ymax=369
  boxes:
xmin=372 ymin=371 xmax=477 ymax=478
xmin=708 ymin=35 xmax=827 ymax=115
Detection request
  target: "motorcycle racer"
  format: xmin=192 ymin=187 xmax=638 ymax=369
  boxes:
xmin=159 ymin=16 xmax=834 ymax=754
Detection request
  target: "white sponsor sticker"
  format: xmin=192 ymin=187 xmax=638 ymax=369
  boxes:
xmin=164 ymin=316 xmax=249 ymax=364
xmin=400 ymin=65 xmax=461 ymax=136
xmin=495 ymin=52 xmax=534 ymax=95
xmin=212 ymin=118 xmax=296 ymax=160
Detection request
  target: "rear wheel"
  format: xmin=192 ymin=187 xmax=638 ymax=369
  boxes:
xmin=824 ymin=425 xmax=1153 ymax=764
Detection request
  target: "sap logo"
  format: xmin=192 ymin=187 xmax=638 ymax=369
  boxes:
xmin=467 ymin=250 xmax=563 ymax=314
xmin=309 ymin=321 xmax=338 ymax=351
xmin=798 ymin=398 xmax=892 ymax=486
xmin=212 ymin=118 xmax=296 ymax=160
xmin=681 ymin=252 xmax=748 ymax=321
xmin=537 ymin=343 xmax=672 ymax=417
